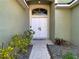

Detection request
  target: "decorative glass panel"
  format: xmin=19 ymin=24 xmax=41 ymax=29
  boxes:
xmin=32 ymin=8 xmax=47 ymax=15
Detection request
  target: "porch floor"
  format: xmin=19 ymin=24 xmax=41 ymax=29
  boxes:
xmin=29 ymin=40 xmax=53 ymax=59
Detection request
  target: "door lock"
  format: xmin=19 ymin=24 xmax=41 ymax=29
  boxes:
xmin=38 ymin=27 xmax=41 ymax=31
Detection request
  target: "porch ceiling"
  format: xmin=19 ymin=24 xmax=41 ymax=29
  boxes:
xmin=17 ymin=0 xmax=79 ymax=8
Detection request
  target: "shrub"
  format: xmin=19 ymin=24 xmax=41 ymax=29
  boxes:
xmin=62 ymin=52 xmax=77 ymax=59
xmin=9 ymin=34 xmax=29 ymax=54
xmin=0 ymin=28 xmax=34 ymax=59
xmin=0 ymin=46 xmax=14 ymax=59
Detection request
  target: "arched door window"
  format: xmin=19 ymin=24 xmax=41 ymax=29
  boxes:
xmin=32 ymin=8 xmax=47 ymax=15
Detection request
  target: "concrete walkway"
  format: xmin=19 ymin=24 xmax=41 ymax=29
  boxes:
xmin=29 ymin=40 xmax=53 ymax=59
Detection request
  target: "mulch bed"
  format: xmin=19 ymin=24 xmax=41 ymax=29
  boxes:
xmin=47 ymin=44 xmax=79 ymax=59
xmin=47 ymin=45 xmax=62 ymax=59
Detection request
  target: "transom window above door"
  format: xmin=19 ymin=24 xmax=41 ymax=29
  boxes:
xmin=32 ymin=8 xmax=47 ymax=15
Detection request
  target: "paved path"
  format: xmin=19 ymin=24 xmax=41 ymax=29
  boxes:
xmin=29 ymin=40 xmax=52 ymax=59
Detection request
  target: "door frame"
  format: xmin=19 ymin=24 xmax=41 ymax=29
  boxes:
xmin=29 ymin=4 xmax=50 ymax=39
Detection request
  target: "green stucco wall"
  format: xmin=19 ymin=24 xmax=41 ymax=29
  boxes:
xmin=55 ymin=8 xmax=71 ymax=41
xmin=71 ymin=4 xmax=79 ymax=45
xmin=0 ymin=0 xmax=29 ymax=45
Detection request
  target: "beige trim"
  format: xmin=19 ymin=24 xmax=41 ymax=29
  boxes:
xmin=29 ymin=4 xmax=50 ymax=39
xmin=23 ymin=0 xmax=29 ymax=8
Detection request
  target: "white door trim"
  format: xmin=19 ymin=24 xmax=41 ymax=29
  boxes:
xmin=29 ymin=4 xmax=50 ymax=39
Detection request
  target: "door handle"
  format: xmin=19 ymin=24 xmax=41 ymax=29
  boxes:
xmin=38 ymin=27 xmax=41 ymax=31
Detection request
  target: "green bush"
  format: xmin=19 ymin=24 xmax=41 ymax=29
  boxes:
xmin=0 ymin=46 xmax=14 ymax=59
xmin=22 ymin=28 xmax=35 ymax=40
xmin=9 ymin=34 xmax=28 ymax=54
xmin=0 ymin=28 xmax=34 ymax=59
xmin=62 ymin=52 xmax=77 ymax=59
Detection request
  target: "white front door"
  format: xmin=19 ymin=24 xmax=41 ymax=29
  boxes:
xmin=30 ymin=5 xmax=49 ymax=39
xmin=31 ymin=17 xmax=48 ymax=39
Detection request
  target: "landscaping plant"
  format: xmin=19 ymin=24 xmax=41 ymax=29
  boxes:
xmin=23 ymin=28 xmax=35 ymax=39
xmin=0 ymin=46 xmax=14 ymax=59
xmin=22 ymin=28 xmax=35 ymax=45
xmin=9 ymin=34 xmax=33 ymax=54
xmin=0 ymin=28 xmax=35 ymax=59
xmin=62 ymin=52 xmax=77 ymax=59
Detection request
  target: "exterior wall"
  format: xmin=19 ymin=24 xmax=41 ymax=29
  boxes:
xmin=0 ymin=0 xmax=29 ymax=45
xmin=55 ymin=8 xmax=71 ymax=41
xmin=71 ymin=4 xmax=79 ymax=45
